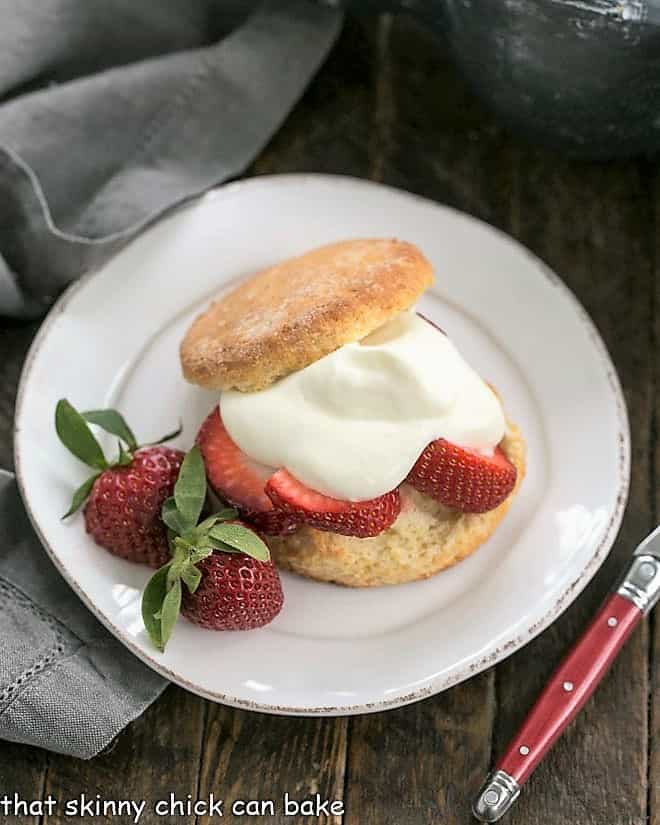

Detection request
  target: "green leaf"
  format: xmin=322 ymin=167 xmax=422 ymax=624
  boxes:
xmin=189 ymin=546 xmax=213 ymax=565
xmin=62 ymin=472 xmax=100 ymax=518
xmin=144 ymin=422 xmax=183 ymax=447
xmin=180 ymin=563 xmax=202 ymax=594
xmin=55 ymin=399 xmax=107 ymax=470
xmin=166 ymin=558 xmax=183 ymax=590
xmin=189 ymin=533 xmax=214 ymax=550
xmin=116 ymin=442 xmax=133 ymax=466
xmin=141 ymin=564 xmax=172 ymax=651
xmin=209 ymin=523 xmax=270 ymax=562
xmin=204 ymin=538 xmax=241 ymax=554
xmin=184 ymin=508 xmax=238 ymax=546
xmin=174 ymin=446 xmax=206 ymax=529
xmin=197 ymin=509 xmax=239 ymax=532
xmin=159 ymin=578 xmax=182 ymax=649
xmin=82 ymin=409 xmax=137 ymax=451
xmin=161 ymin=497 xmax=188 ymax=536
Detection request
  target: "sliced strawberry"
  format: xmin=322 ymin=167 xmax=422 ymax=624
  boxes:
xmin=265 ymin=469 xmax=400 ymax=538
xmin=407 ymin=438 xmax=516 ymax=513
xmin=196 ymin=407 xmax=299 ymax=535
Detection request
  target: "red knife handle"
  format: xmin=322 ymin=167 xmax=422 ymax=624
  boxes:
xmin=496 ymin=593 xmax=642 ymax=785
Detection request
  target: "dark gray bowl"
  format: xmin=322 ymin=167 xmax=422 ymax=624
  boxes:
xmin=335 ymin=0 xmax=660 ymax=158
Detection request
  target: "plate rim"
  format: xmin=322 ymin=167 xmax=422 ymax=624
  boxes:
xmin=13 ymin=173 xmax=631 ymax=715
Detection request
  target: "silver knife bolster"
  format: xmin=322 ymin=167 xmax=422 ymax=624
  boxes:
xmin=472 ymin=771 xmax=520 ymax=822
xmin=616 ymin=554 xmax=660 ymax=614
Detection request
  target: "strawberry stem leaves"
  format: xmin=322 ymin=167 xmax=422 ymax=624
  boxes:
xmin=208 ymin=523 xmax=270 ymax=562
xmin=82 ymin=409 xmax=137 ymax=452
xmin=173 ymin=446 xmax=206 ymax=529
xmin=143 ymin=422 xmax=183 ymax=447
xmin=141 ymin=447 xmax=271 ymax=651
xmin=159 ymin=577 xmax=182 ymax=649
xmin=141 ymin=564 xmax=171 ymax=652
xmin=180 ymin=562 xmax=202 ymax=594
xmin=161 ymin=497 xmax=189 ymax=535
xmin=116 ymin=442 xmax=133 ymax=466
xmin=56 ymin=400 xmax=108 ymax=470
xmin=62 ymin=472 xmax=101 ymax=519
xmin=56 ymin=398 xmax=182 ymax=518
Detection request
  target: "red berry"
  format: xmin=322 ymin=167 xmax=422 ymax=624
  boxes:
xmin=181 ymin=551 xmax=284 ymax=631
xmin=196 ymin=407 xmax=299 ymax=535
xmin=406 ymin=439 xmax=516 ymax=513
xmin=84 ymin=446 xmax=184 ymax=567
xmin=265 ymin=469 xmax=401 ymax=538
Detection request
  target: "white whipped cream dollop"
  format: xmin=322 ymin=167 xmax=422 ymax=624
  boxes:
xmin=220 ymin=312 xmax=505 ymax=501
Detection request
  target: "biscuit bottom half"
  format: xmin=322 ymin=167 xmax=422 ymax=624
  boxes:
xmin=266 ymin=422 xmax=526 ymax=587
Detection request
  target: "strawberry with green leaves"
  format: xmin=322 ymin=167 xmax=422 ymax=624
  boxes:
xmin=142 ymin=447 xmax=284 ymax=651
xmin=55 ymin=399 xmax=184 ymax=567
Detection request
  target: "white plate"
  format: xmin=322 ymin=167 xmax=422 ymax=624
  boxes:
xmin=14 ymin=174 xmax=629 ymax=715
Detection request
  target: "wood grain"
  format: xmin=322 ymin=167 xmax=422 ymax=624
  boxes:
xmin=492 ymin=151 xmax=653 ymax=824
xmin=649 ymin=169 xmax=660 ymax=825
xmin=42 ymin=685 xmax=206 ymax=825
xmin=0 ymin=742 xmax=47 ymax=824
xmin=252 ymin=16 xmax=375 ymax=179
xmin=345 ymin=672 xmax=494 ymax=825
xmin=196 ymin=707 xmax=347 ymax=825
xmin=0 ymin=320 xmax=39 ymax=470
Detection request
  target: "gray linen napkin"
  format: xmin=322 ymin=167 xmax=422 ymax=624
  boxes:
xmin=0 ymin=0 xmax=341 ymax=756
xmin=0 ymin=0 xmax=341 ymax=316
xmin=0 ymin=471 xmax=166 ymax=758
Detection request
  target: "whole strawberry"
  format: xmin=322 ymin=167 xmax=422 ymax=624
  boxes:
xmin=181 ymin=550 xmax=283 ymax=631
xmin=141 ymin=447 xmax=283 ymax=651
xmin=56 ymin=399 xmax=183 ymax=567
xmin=84 ymin=447 xmax=184 ymax=567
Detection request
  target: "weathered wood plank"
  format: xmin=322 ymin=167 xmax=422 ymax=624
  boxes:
xmin=252 ymin=16 xmax=375 ymax=179
xmin=196 ymin=707 xmax=347 ymax=825
xmin=0 ymin=320 xmax=39 ymax=470
xmin=346 ymin=673 xmax=494 ymax=825
xmin=0 ymin=742 xmax=47 ymax=824
xmin=493 ymin=154 xmax=653 ymax=824
xmin=43 ymin=685 xmax=206 ymax=825
xmin=371 ymin=18 xmax=515 ymax=225
xmin=344 ymin=16 xmax=516 ymax=825
xmin=648 ymin=171 xmax=660 ymax=825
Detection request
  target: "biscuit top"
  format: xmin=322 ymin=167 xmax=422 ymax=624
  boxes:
xmin=180 ymin=239 xmax=434 ymax=392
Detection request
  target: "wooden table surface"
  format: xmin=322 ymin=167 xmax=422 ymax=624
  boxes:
xmin=0 ymin=14 xmax=658 ymax=825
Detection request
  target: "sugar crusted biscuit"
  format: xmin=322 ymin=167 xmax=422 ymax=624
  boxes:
xmin=266 ymin=421 xmax=526 ymax=587
xmin=180 ymin=239 xmax=433 ymax=392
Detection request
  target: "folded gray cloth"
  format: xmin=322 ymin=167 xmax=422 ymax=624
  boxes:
xmin=0 ymin=0 xmax=341 ymax=316
xmin=0 ymin=470 xmax=166 ymax=758
xmin=0 ymin=0 xmax=341 ymax=756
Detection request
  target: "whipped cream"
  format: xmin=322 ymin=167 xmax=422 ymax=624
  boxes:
xmin=220 ymin=312 xmax=506 ymax=501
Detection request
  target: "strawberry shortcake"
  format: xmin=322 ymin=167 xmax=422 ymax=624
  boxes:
xmin=180 ymin=239 xmax=525 ymax=587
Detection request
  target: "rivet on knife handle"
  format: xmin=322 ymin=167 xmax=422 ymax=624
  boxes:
xmin=473 ymin=524 xmax=660 ymax=822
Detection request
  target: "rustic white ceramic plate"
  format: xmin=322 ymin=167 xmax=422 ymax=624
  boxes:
xmin=14 ymin=174 xmax=629 ymax=715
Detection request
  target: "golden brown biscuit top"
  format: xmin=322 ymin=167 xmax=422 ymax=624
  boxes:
xmin=180 ymin=238 xmax=434 ymax=392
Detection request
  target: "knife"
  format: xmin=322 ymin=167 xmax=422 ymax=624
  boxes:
xmin=473 ymin=524 xmax=660 ymax=822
